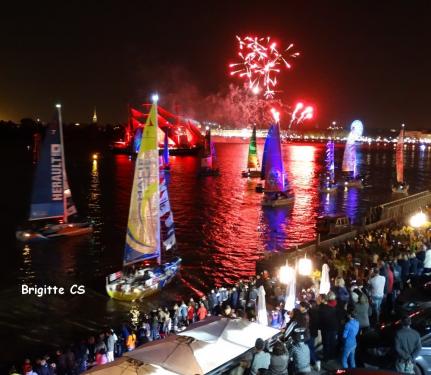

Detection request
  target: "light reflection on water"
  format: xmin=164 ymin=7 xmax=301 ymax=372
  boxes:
xmin=4 ymin=141 xmax=431 ymax=364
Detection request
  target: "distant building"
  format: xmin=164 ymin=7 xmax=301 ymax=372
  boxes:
xmin=92 ymin=107 xmax=97 ymax=124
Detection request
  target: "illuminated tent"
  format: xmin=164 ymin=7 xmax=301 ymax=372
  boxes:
xmin=84 ymin=357 xmax=176 ymax=375
xmin=179 ymin=316 xmax=278 ymax=347
xmin=125 ymin=317 xmax=279 ymax=375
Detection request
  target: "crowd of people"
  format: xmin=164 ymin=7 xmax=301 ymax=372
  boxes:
xmin=10 ymin=220 xmax=431 ymax=375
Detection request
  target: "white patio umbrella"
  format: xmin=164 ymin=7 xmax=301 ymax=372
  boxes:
xmin=256 ymin=285 xmax=268 ymax=326
xmin=319 ymin=263 xmax=331 ymax=295
xmin=284 ymin=271 xmax=296 ymax=311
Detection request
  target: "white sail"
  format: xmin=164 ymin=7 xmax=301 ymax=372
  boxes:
xmin=342 ymin=120 xmax=363 ymax=177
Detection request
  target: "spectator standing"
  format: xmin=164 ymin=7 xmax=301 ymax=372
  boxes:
xmin=289 ymin=328 xmax=311 ymax=375
xmin=247 ymin=338 xmax=271 ymax=375
xmin=105 ymin=329 xmax=117 ymax=362
xmin=353 ymin=293 xmax=371 ymax=333
xmin=368 ymin=268 xmax=386 ymax=324
xmin=268 ymin=340 xmax=288 ymax=375
xmin=424 ymin=246 xmax=431 ymax=274
xmin=394 ymin=316 xmax=422 ymax=374
xmin=179 ymin=301 xmax=188 ymax=327
xmin=197 ymin=302 xmax=208 ymax=321
xmin=341 ymin=311 xmax=360 ymax=368
xmin=318 ymin=293 xmax=339 ymax=361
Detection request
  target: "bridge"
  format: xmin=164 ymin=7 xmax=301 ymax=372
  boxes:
xmin=112 ymin=104 xmax=204 ymax=153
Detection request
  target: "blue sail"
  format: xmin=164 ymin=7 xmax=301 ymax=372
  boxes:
xmin=263 ymin=123 xmax=288 ymax=192
xmin=29 ymin=118 xmax=64 ymax=220
xmin=133 ymin=127 xmax=143 ymax=154
xmin=260 ymin=126 xmax=272 ymax=179
xmin=162 ymin=131 xmax=169 ymax=167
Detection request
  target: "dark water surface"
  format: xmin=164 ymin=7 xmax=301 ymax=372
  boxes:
xmin=2 ymin=139 xmax=431 ymax=365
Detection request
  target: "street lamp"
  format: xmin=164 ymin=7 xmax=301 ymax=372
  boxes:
xmin=298 ymin=255 xmax=312 ymax=276
xmin=279 ymin=264 xmax=295 ymax=284
xmin=409 ymin=211 xmax=427 ymax=228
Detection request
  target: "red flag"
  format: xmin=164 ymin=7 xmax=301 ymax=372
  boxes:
xmin=130 ymin=108 xmax=144 ymax=118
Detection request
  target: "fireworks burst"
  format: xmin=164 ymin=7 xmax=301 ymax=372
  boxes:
xmin=229 ymin=36 xmax=299 ymax=99
xmin=289 ymin=102 xmax=314 ymax=128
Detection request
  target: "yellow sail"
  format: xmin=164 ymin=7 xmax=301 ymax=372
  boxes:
xmin=124 ymin=102 xmax=160 ymax=265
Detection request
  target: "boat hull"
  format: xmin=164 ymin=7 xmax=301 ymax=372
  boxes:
xmin=319 ymin=184 xmax=338 ymax=193
xmin=343 ymin=179 xmax=363 ymax=188
xmin=241 ymin=170 xmax=261 ymax=178
xmin=198 ymin=168 xmax=220 ymax=177
xmin=392 ymin=184 xmax=409 ymax=194
xmin=106 ymin=257 xmax=182 ymax=302
xmin=262 ymin=193 xmax=294 ymax=207
xmin=16 ymin=222 xmax=93 ymax=242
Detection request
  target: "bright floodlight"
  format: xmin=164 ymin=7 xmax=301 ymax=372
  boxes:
xmin=251 ymin=86 xmax=260 ymax=95
xmin=152 ymin=94 xmax=159 ymax=102
xmin=410 ymin=212 xmax=427 ymax=228
xmin=55 ymin=104 xmax=61 ymax=108
xmin=298 ymin=257 xmax=312 ymax=276
xmin=279 ymin=265 xmax=294 ymax=284
xmin=205 ymin=126 xmax=210 ymax=131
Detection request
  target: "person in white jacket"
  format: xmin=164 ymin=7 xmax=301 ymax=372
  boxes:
xmin=424 ymin=247 xmax=431 ymax=274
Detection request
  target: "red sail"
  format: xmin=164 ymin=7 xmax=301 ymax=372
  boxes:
xmin=396 ymin=127 xmax=404 ymax=183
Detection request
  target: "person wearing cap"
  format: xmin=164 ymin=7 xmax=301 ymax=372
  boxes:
xmin=394 ymin=316 xmax=422 ymax=374
xmin=289 ymin=328 xmax=311 ymax=375
xmin=341 ymin=310 xmax=360 ymax=368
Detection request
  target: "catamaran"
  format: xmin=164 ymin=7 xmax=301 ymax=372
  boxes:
xmin=392 ymin=124 xmax=409 ymax=194
xmin=16 ymin=105 xmax=92 ymax=242
xmin=342 ymin=120 xmax=363 ymax=188
xmin=106 ymin=98 xmax=181 ymax=302
xmin=319 ymin=139 xmax=338 ymax=193
xmin=261 ymin=120 xmax=294 ymax=207
xmin=198 ymin=128 xmax=220 ymax=176
xmin=241 ymin=126 xmax=261 ymax=178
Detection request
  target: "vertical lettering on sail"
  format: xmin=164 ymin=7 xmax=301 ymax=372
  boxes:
xmin=51 ymin=144 xmax=63 ymax=201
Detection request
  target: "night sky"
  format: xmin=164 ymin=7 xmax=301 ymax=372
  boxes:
xmin=0 ymin=0 xmax=430 ymax=130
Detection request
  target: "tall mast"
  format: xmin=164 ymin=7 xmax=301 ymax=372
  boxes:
xmin=152 ymin=95 xmax=162 ymax=265
xmin=56 ymin=103 xmax=68 ymax=223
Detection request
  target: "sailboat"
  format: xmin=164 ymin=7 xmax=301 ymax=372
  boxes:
xmin=162 ymin=130 xmax=171 ymax=171
xmin=261 ymin=120 xmax=294 ymax=207
xmin=319 ymin=139 xmax=338 ymax=193
xmin=255 ymin=129 xmax=271 ymax=193
xmin=198 ymin=128 xmax=220 ymax=176
xmin=342 ymin=120 xmax=363 ymax=188
xmin=241 ymin=126 xmax=261 ymax=178
xmin=16 ymin=105 xmax=93 ymax=242
xmin=392 ymin=124 xmax=409 ymax=194
xmin=106 ymin=98 xmax=181 ymax=302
